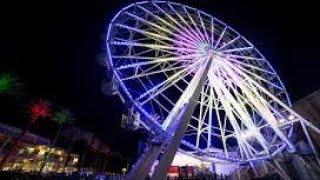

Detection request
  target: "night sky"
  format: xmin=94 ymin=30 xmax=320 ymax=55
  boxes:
xmin=1 ymin=0 xmax=320 ymax=158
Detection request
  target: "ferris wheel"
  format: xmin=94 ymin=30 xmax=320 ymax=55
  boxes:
xmin=105 ymin=1 xmax=320 ymax=179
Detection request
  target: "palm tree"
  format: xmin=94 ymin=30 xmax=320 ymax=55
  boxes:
xmin=0 ymin=73 xmax=21 ymax=155
xmin=0 ymin=73 xmax=19 ymax=95
xmin=39 ymin=108 xmax=74 ymax=173
xmin=0 ymin=99 xmax=51 ymax=169
xmin=51 ymin=109 xmax=74 ymax=144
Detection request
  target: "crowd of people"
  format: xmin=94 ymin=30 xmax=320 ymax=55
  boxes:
xmin=0 ymin=171 xmax=126 ymax=180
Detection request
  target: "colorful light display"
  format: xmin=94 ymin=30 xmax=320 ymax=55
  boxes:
xmin=0 ymin=73 xmax=18 ymax=94
xmin=29 ymin=99 xmax=52 ymax=122
xmin=52 ymin=109 xmax=74 ymax=125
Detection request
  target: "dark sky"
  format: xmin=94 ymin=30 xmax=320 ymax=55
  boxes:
xmin=1 ymin=0 xmax=320 ymax=157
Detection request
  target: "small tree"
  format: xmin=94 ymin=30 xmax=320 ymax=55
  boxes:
xmin=0 ymin=73 xmax=16 ymax=94
xmin=39 ymin=108 xmax=74 ymax=173
xmin=0 ymin=73 xmax=21 ymax=95
xmin=52 ymin=109 xmax=74 ymax=143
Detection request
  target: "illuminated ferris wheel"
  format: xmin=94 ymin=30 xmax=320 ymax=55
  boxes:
xmin=105 ymin=1 xmax=320 ymax=178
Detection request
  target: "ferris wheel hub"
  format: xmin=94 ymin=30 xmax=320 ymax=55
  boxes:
xmin=197 ymin=42 xmax=213 ymax=55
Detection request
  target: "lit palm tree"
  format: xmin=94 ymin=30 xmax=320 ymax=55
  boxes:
xmin=0 ymin=73 xmax=21 ymax=155
xmin=0 ymin=99 xmax=52 ymax=168
xmin=52 ymin=109 xmax=74 ymax=143
xmin=0 ymin=73 xmax=20 ymax=95
xmin=39 ymin=108 xmax=74 ymax=173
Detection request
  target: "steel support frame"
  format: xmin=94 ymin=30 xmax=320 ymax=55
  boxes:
xmin=126 ymin=58 xmax=212 ymax=180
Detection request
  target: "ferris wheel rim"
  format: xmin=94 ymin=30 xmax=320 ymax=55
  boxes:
xmin=105 ymin=1 xmax=292 ymax=162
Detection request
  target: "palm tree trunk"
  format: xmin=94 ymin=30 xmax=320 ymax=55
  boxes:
xmin=78 ymin=150 xmax=86 ymax=173
xmin=103 ymin=155 xmax=107 ymax=172
xmin=64 ymin=133 xmax=75 ymax=173
xmin=0 ymin=121 xmax=32 ymax=169
xmin=77 ymin=134 xmax=95 ymax=173
xmin=0 ymin=137 xmax=12 ymax=154
xmin=39 ymin=124 xmax=64 ymax=173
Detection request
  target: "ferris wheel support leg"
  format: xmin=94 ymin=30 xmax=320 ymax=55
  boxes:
xmin=291 ymin=153 xmax=320 ymax=180
xmin=300 ymin=121 xmax=320 ymax=166
xmin=125 ymin=141 xmax=162 ymax=180
xmin=269 ymin=160 xmax=291 ymax=180
xmin=150 ymin=60 xmax=212 ymax=180
xmin=150 ymin=103 xmax=200 ymax=180
xmin=126 ymin=59 xmax=212 ymax=180
xmin=249 ymin=162 xmax=258 ymax=177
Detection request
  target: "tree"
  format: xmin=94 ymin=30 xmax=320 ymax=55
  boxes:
xmin=0 ymin=73 xmax=18 ymax=95
xmin=51 ymin=109 xmax=74 ymax=145
xmin=39 ymin=108 xmax=74 ymax=173
xmin=0 ymin=73 xmax=21 ymax=155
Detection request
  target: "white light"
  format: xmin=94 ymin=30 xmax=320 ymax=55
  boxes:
xmin=279 ymin=118 xmax=286 ymax=123
xmin=241 ymin=130 xmax=256 ymax=139
xmin=288 ymin=114 xmax=295 ymax=120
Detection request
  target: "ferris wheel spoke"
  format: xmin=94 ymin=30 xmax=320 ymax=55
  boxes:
xmin=162 ymin=71 xmax=186 ymax=94
xmin=220 ymin=46 xmax=254 ymax=53
xmin=136 ymin=61 xmax=199 ymax=104
xmin=213 ymin=26 xmax=227 ymax=50
xmin=182 ymin=6 xmax=208 ymax=43
xmin=196 ymin=86 xmax=206 ymax=147
xmin=197 ymin=11 xmax=210 ymax=43
xmin=187 ymin=124 xmax=199 ymax=132
xmin=150 ymin=3 xmax=186 ymax=31
xmin=140 ymin=60 xmax=182 ymax=76
xmin=211 ymin=87 xmax=229 ymax=157
xmin=151 ymin=97 xmax=170 ymax=115
xmin=166 ymin=3 xmax=203 ymax=42
xmin=222 ymin=61 xmax=295 ymax=150
xmin=139 ymin=70 xmax=170 ymax=121
xmin=145 ymin=3 xmax=200 ymax=44
xmin=124 ymin=47 xmax=154 ymax=57
xmin=232 ymin=63 xmax=284 ymax=90
xmin=149 ymin=47 xmax=189 ymax=58
xmin=226 ymin=58 xmax=276 ymax=75
xmin=245 ymin=141 xmax=260 ymax=155
xmin=115 ymin=54 xmax=196 ymax=70
xmin=139 ymin=4 xmax=180 ymax=32
xmin=245 ymin=82 xmax=289 ymax=125
xmin=112 ymin=55 xmax=170 ymax=60
xmin=114 ymin=23 xmax=173 ymax=42
xmin=121 ymin=66 xmax=186 ymax=81
xmin=140 ymin=67 xmax=195 ymax=105
xmin=191 ymin=115 xmax=233 ymax=134
xmin=222 ymin=68 xmax=270 ymax=126
xmin=124 ymin=11 xmax=174 ymax=35
xmin=210 ymin=18 xmax=215 ymax=47
xmin=199 ymin=95 xmax=220 ymax=107
xmin=199 ymin=87 xmax=212 ymax=148
xmin=174 ymin=40 xmax=198 ymax=49
xmin=197 ymin=98 xmax=213 ymax=110
xmin=219 ymin=71 xmax=270 ymax=152
xmin=112 ymin=37 xmax=139 ymax=43
xmin=211 ymin=71 xmax=269 ymax=157
xmin=115 ymin=23 xmax=198 ymax=50
xmin=110 ymin=41 xmax=197 ymax=54
xmin=216 ymin=35 xmax=241 ymax=51
xmin=135 ymin=73 xmax=158 ymax=115
xmin=135 ymin=69 xmax=186 ymax=102
xmin=153 ymin=3 xmax=198 ymax=42
xmin=223 ymin=81 xmax=262 ymax=126
xmin=174 ymin=30 xmax=201 ymax=47
xmin=223 ymin=54 xmax=265 ymax=61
